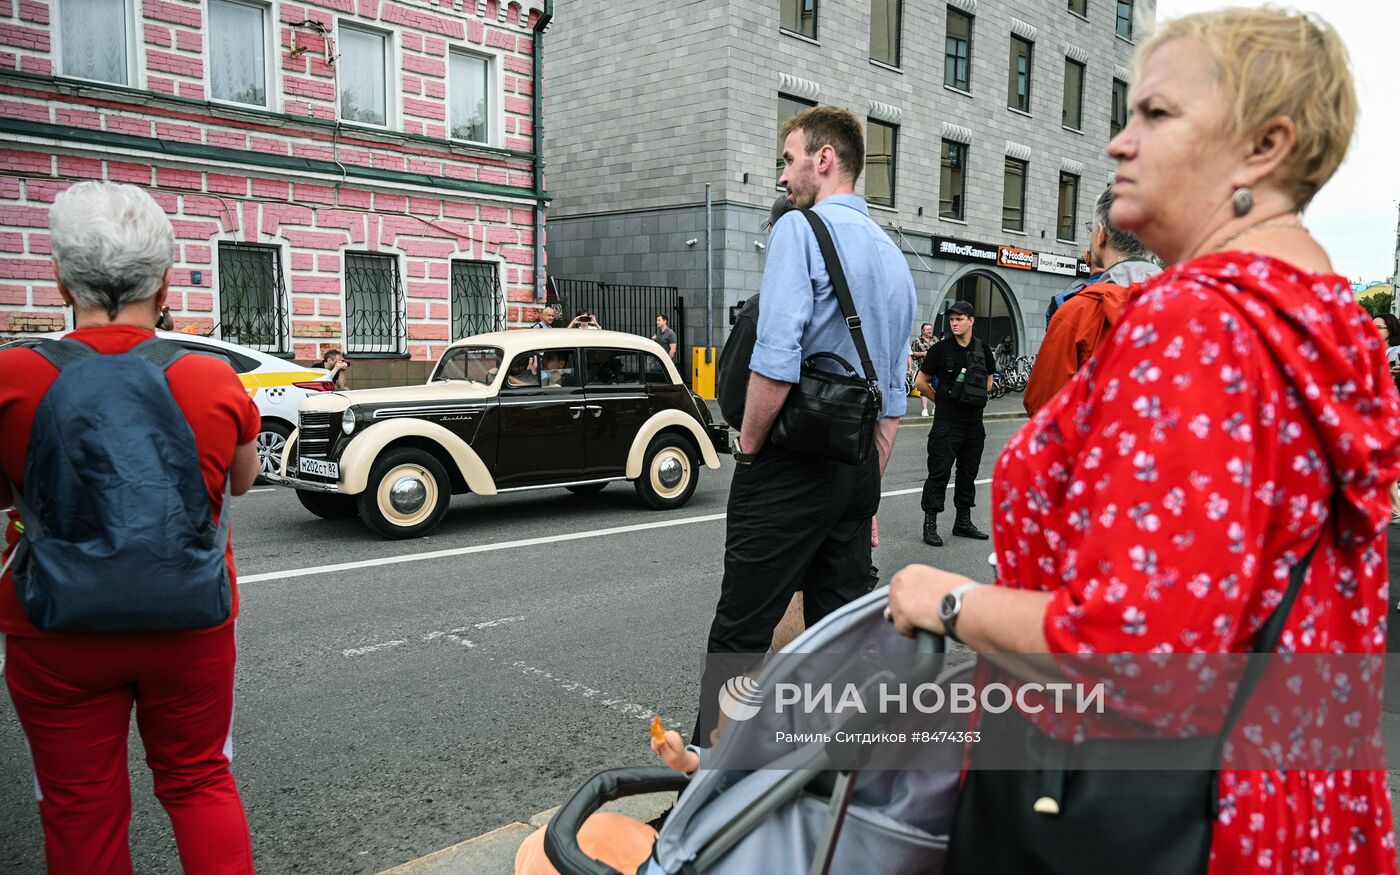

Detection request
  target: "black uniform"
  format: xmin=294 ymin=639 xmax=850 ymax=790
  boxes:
xmin=919 ymin=336 xmax=993 ymax=516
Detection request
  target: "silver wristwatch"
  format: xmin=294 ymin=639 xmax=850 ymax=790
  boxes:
xmin=938 ymin=581 xmax=981 ymax=644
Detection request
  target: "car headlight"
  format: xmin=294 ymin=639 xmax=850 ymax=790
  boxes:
xmin=341 ymin=408 xmax=356 ymax=435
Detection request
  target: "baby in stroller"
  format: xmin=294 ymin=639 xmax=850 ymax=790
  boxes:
xmin=513 ymin=718 xmax=706 ymax=875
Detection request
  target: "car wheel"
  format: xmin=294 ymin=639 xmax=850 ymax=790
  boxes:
xmin=357 ymin=447 xmax=451 ymax=539
xmin=296 ymin=490 xmax=359 ymax=520
xmin=566 ymin=483 xmax=608 ymax=495
xmin=256 ymin=420 xmax=293 ymax=484
xmin=634 ymin=434 xmax=698 ymax=510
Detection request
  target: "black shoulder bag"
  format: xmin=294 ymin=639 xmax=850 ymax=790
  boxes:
xmin=767 ymin=210 xmax=882 ymax=465
xmin=945 ymin=532 xmax=1324 ymax=875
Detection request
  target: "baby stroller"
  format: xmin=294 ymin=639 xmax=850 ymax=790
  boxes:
xmin=543 ymin=589 xmax=970 ymax=875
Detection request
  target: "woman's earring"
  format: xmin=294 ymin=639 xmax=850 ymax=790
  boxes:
xmin=1231 ymin=187 xmax=1254 ymax=217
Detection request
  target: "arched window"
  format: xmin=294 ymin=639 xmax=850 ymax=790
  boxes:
xmin=936 ymin=271 xmax=1018 ymax=364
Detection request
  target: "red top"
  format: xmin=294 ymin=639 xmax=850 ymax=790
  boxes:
xmin=994 ymin=253 xmax=1400 ymax=874
xmin=0 ymin=325 xmax=260 ymax=637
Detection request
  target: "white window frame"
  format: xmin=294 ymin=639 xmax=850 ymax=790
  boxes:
xmin=447 ymin=46 xmax=501 ymax=148
xmin=206 ymin=0 xmax=277 ymax=111
xmin=336 ymin=21 xmax=398 ymax=131
xmin=55 ymin=0 xmax=138 ymax=88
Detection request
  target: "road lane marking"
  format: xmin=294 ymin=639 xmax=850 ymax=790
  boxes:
xmin=346 ymin=617 xmax=527 ymax=657
xmin=246 ymin=488 xmax=276 ymax=493
xmin=243 ymin=479 xmax=994 ymax=585
xmin=342 ymin=639 xmax=408 ymax=657
xmin=506 ymin=660 xmax=655 ymax=721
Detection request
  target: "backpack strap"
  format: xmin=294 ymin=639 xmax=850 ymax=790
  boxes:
xmin=128 ymin=338 xmax=189 ymax=371
xmin=31 ymin=338 xmax=97 ymax=372
xmin=798 ymin=209 xmax=880 ymax=387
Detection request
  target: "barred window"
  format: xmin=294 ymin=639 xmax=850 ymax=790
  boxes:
xmin=450 ymin=260 xmax=502 ymax=340
xmin=217 ymin=243 xmax=287 ymax=353
xmin=344 ymin=253 xmax=405 ymax=354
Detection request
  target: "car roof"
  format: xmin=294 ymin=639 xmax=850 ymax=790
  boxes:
xmin=446 ymin=328 xmax=669 ymax=356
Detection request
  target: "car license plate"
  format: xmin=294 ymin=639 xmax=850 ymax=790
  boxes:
xmin=299 ymin=457 xmax=339 ymax=479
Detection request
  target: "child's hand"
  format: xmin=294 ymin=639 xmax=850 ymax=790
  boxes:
xmin=650 ymin=729 xmax=700 ymax=774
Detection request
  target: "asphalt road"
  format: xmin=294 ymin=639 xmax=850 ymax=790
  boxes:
xmin=0 ymin=419 xmax=1025 ymax=874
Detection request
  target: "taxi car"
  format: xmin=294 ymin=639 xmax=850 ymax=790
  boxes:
xmin=270 ymin=329 xmax=730 ymax=539
xmin=0 ymin=331 xmax=334 ymax=481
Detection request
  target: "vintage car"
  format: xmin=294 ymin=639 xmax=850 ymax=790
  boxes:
xmin=271 ymin=329 xmax=730 ymax=539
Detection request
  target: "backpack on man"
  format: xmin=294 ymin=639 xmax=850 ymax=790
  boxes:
xmin=6 ymin=337 xmax=232 ymax=633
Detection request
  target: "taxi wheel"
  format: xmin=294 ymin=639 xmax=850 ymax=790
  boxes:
xmin=358 ymin=448 xmax=451 ymax=539
xmin=255 ymin=420 xmax=293 ymax=485
xmin=296 ymin=490 xmax=359 ymax=520
xmin=634 ymin=434 xmax=698 ymax=510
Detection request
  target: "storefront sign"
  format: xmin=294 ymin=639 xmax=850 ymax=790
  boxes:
xmin=933 ymin=236 xmax=998 ymax=264
xmin=997 ymin=246 xmax=1035 ymax=271
xmin=1037 ymin=253 xmax=1079 ymax=276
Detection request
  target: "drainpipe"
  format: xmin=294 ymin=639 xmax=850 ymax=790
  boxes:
xmin=705 ymin=182 xmax=713 ymax=349
xmin=532 ymin=1 xmax=553 ymax=304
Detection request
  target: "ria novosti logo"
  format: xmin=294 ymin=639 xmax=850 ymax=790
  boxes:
xmin=717 ymin=675 xmax=764 ymax=722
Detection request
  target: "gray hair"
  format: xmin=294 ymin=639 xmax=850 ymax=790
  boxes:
xmin=1092 ymin=186 xmax=1151 ymax=261
xmin=49 ymin=181 xmax=174 ymax=319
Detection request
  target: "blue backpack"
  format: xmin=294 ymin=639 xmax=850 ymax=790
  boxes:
xmin=7 ymin=337 xmax=232 ymax=632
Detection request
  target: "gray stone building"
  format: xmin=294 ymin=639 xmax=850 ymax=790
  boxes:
xmin=543 ymin=0 xmax=1154 ymax=372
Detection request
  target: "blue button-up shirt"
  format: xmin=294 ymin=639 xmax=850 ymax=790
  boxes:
xmin=750 ymin=195 xmax=917 ymax=418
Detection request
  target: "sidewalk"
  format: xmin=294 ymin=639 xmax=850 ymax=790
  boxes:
xmin=699 ymin=390 xmax=1030 ymax=430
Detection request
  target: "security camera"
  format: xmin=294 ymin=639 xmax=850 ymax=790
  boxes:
xmin=685 ymin=239 xmax=698 ymax=246
xmin=753 ymin=241 xmax=766 ymax=251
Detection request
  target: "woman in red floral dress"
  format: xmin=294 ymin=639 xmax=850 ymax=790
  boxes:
xmin=888 ymin=8 xmax=1400 ymax=874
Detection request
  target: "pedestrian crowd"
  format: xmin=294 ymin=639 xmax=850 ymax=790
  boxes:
xmin=3 ymin=6 xmax=1399 ymax=875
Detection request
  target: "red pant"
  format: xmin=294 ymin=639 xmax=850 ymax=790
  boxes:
xmin=5 ymin=626 xmax=254 ymax=874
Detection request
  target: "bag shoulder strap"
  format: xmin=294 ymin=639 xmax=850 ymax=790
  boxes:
xmin=798 ymin=209 xmax=879 ymax=385
xmin=31 ymin=338 xmax=97 ymax=372
xmin=128 ymin=337 xmax=189 ymax=372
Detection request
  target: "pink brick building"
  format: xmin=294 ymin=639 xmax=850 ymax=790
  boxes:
xmin=0 ymin=0 xmax=552 ymax=369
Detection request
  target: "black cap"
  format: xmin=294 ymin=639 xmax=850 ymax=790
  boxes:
xmin=765 ymin=193 xmax=793 ymax=230
xmin=947 ymin=300 xmax=976 ymax=318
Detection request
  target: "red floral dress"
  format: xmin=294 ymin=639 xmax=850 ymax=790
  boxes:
xmin=993 ymin=252 xmax=1400 ymax=873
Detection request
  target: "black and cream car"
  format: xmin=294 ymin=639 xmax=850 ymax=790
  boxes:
xmin=271 ymin=329 xmax=729 ymax=539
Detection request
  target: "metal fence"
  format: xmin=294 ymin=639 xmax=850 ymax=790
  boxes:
xmin=550 ymin=278 xmax=685 ymax=372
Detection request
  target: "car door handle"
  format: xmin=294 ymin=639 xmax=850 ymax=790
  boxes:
xmin=569 ymin=404 xmax=585 ymax=419
xmin=585 ymin=404 xmax=603 ymax=418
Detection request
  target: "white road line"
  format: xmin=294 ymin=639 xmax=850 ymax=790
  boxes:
xmin=342 ymin=639 xmax=408 ymax=658
xmin=241 ymin=479 xmax=994 ymax=585
xmin=246 ymin=488 xmax=276 ymax=493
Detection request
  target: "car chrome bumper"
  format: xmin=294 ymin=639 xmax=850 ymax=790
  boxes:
xmin=264 ymin=473 xmax=343 ymax=493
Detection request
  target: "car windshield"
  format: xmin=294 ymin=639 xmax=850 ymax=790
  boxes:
xmin=432 ymin=346 xmax=505 ymax=383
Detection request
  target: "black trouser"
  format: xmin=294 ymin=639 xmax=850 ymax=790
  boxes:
xmin=691 ymin=445 xmax=880 ymax=745
xmin=921 ymin=416 xmax=986 ymax=514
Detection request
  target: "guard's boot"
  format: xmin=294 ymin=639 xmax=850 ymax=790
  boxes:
xmin=922 ymin=513 xmax=943 ymax=547
xmin=952 ymin=508 xmax=990 ymax=540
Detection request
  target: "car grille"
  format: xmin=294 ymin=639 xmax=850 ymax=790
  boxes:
xmin=298 ymin=412 xmax=334 ymax=460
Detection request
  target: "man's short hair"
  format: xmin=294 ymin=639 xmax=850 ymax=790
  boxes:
xmin=779 ymin=106 xmax=865 ymax=184
xmin=656 ymin=313 xmax=668 ymax=324
xmin=1092 ymin=187 xmax=1151 ymax=261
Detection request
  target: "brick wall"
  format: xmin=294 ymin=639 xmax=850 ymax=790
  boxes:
xmin=0 ymin=0 xmax=550 ymax=363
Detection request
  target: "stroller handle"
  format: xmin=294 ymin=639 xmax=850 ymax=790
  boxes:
xmin=544 ymin=766 xmax=690 ymax=875
xmin=915 ymin=630 xmax=946 ymax=654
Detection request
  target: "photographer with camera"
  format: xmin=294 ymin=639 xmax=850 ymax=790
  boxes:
xmin=568 ymin=309 xmax=602 ymax=330
xmin=319 ymin=348 xmax=350 ymax=389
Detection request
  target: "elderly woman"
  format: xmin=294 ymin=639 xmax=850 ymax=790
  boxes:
xmin=889 ymin=9 xmax=1399 ymax=874
xmin=0 ymin=182 xmax=259 ymax=872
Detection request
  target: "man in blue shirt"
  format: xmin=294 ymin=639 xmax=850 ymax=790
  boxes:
xmin=692 ymin=106 xmax=916 ymax=745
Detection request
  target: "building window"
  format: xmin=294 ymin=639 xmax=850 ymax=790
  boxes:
xmin=870 ymin=0 xmax=901 ymax=66
xmin=210 ymin=0 xmax=269 ymax=106
xmin=944 ymin=8 xmax=972 ymax=91
xmin=450 ymin=260 xmax=502 ymax=340
xmin=939 ymin=140 xmax=967 ymax=221
xmin=1068 ymin=0 xmax=1087 ymax=15
xmin=1057 ymin=173 xmax=1080 ymax=241
xmin=217 ymin=243 xmax=286 ymax=353
xmin=1062 ymin=58 xmax=1085 ymax=130
xmin=1116 ymin=0 xmax=1133 ymax=39
xmin=338 ymin=24 xmax=391 ymax=127
xmin=781 ymin=0 xmax=817 ymax=39
xmin=450 ymin=51 xmax=490 ymax=144
xmin=60 ymin=0 xmax=131 ymax=85
xmin=865 ymin=120 xmax=897 ymax=208
xmin=1007 ymin=36 xmax=1033 ymax=112
xmin=776 ymin=93 xmax=816 ymax=181
xmin=344 ymin=253 xmax=405 ymax=354
xmin=1002 ymin=158 xmax=1027 ymax=232
xmin=1111 ymin=78 xmax=1129 ymax=138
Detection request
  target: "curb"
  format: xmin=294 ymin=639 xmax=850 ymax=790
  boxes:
xmin=377 ymin=792 xmax=677 ymax=875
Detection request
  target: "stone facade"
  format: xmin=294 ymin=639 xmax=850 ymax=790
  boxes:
xmin=0 ymin=0 xmax=551 ymax=368
xmin=544 ymin=0 xmax=1155 ymax=357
